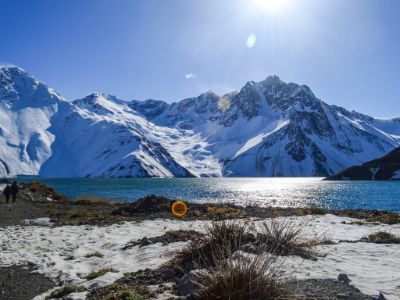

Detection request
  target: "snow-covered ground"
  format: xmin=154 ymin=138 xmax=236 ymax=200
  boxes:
xmin=1 ymin=215 xmax=399 ymax=299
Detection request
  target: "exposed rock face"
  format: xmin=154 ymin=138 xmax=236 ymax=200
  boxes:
xmin=1 ymin=66 xmax=400 ymax=177
xmin=326 ymin=147 xmax=400 ymax=180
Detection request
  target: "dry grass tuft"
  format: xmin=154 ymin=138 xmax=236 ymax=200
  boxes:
xmin=172 ymin=221 xmax=254 ymax=271
xmin=74 ymin=196 xmax=112 ymax=206
xmin=85 ymin=268 xmax=119 ymax=280
xmin=85 ymin=251 xmax=104 ymax=258
xmin=257 ymin=218 xmax=320 ymax=258
xmin=194 ymin=253 xmax=287 ymax=300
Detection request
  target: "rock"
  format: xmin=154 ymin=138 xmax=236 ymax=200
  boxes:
xmin=177 ymin=270 xmax=205 ymax=296
xmin=338 ymin=273 xmax=351 ymax=285
xmin=336 ymin=293 xmax=349 ymax=299
xmin=374 ymin=292 xmax=387 ymax=300
xmin=162 ymin=269 xmax=176 ymax=280
xmin=139 ymin=237 xmax=152 ymax=247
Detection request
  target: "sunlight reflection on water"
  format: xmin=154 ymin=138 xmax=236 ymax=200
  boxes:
xmin=21 ymin=177 xmax=400 ymax=212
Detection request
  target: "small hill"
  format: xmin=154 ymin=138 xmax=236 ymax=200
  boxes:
xmin=326 ymin=147 xmax=400 ymax=180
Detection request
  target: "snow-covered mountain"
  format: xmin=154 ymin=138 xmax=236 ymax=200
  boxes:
xmin=1 ymin=66 xmax=400 ymax=177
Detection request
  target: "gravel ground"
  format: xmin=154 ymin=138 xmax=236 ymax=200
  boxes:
xmin=286 ymin=279 xmax=374 ymax=299
xmin=0 ymin=195 xmax=48 ymax=227
xmin=0 ymin=266 xmax=55 ymax=300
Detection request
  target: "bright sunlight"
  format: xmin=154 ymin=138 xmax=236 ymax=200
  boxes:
xmin=254 ymin=0 xmax=291 ymax=14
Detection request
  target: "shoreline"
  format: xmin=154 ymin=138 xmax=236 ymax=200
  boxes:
xmin=1 ymin=182 xmax=399 ymax=299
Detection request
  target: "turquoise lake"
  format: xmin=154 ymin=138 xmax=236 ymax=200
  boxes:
xmin=19 ymin=178 xmax=400 ymax=212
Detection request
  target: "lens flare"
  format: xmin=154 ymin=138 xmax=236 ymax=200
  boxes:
xmin=246 ymin=34 xmax=257 ymax=48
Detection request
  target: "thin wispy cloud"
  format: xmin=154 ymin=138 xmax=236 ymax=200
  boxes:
xmin=185 ymin=73 xmax=197 ymax=80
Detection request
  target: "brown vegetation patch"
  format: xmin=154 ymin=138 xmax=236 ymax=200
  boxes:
xmin=87 ymin=283 xmax=152 ymax=300
xmin=367 ymin=231 xmax=400 ymax=244
xmin=194 ymin=254 xmax=288 ymax=300
xmin=74 ymin=195 xmax=112 ymax=206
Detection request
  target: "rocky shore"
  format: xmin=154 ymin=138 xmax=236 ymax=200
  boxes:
xmin=0 ymin=181 xmax=399 ymax=300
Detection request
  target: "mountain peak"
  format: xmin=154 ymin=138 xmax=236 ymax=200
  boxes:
xmin=263 ymin=75 xmax=284 ymax=86
xmin=0 ymin=65 xmax=26 ymax=73
xmin=74 ymin=93 xmax=124 ymax=105
xmin=198 ymin=90 xmax=219 ymax=99
xmin=0 ymin=65 xmax=63 ymax=106
xmin=73 ymin=92 xmax=131 ymax=116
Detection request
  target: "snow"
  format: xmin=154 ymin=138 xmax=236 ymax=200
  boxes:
xmin=370 ymin=167 xmax=380 ymax=180
xmin=392 ymin=170 xmax=400 ymax=180
xmin=23 ymin=217 xmax=53 ymax=226
xmin=1 ymin=215 xmax=400 ymax=299
xmin=0 ymin=219 xmax=205 ymax=297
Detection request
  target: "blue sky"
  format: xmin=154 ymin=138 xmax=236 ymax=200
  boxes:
xmin=1 ymin=0 xmax=399 ymax=117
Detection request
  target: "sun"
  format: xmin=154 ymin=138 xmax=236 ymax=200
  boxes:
xmin=254 ymin=0 xmax=290 ymax=14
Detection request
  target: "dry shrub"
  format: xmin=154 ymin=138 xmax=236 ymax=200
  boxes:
xmin=257 ymin=218 xmax=320 ymax=258
xmin=30 ymin=181 xmax=41 ymax=193
xmin=172 ymin=221 xmax=254 ymax=271
xmin=51 ymin=193 xmax=68 ymax=203
xmin=368 ymin=231 xmax=400 ymax=244
xmin=74 ymin=195 xmax=111 ymax=206
xmin=46 ymin=186 xmax=55 ymax=194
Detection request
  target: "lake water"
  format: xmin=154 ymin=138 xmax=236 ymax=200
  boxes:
xmin=19 ymin=178 xmax=400 ymax=212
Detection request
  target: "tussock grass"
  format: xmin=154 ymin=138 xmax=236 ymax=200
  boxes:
xmin=172 ymin=221 xmax=254 ymax=270
xmin=177 ymin=221 xmax=288 ymax=299
xmin=194 ymin=253 xmax=287 ymax=300
xmin=257 ymin=218 xmax=320 ymax=258
xmin=85 ymin=268 xmax=119 ymax=280
xmin=45 ymin=285 xmax=87 ymax=299
xmin=74 ymin=196 xmax=112 ymax=206
xmin=85 ymin=251 xmax=104 ymax=258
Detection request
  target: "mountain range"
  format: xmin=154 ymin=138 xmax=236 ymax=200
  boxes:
xmin=1 ymin=66 xmax=400 ymax=178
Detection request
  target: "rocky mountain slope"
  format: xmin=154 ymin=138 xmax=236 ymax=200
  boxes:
xmin=1 ymin=66 xmax=400 ymax=177
xmin=326 ymin=147 xmax=400 ymax=180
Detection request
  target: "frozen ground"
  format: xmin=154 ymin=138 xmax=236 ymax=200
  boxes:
xmin=0 ymin=215 xmax=399 ymax=299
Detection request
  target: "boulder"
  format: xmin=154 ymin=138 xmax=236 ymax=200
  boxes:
xmin=337 ymin=273 xmax=351 ymax=285
xmin=177 ymin=270 xmax=205 ymax=296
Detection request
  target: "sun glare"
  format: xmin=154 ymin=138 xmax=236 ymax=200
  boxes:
xmin=254 ymin=0 xmax=290 ymax=14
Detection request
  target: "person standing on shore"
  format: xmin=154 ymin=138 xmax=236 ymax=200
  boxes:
xmin=3 ymin=185 xmax=11 ymax=203
xmin=10 ymin=181 xmax=19 ymax=203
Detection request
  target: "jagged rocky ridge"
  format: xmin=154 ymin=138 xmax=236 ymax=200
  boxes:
xmin=326 ymin=147 xmax=400 ymax=180
xmin=1 ymin=66 xmax=400 ymax=177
